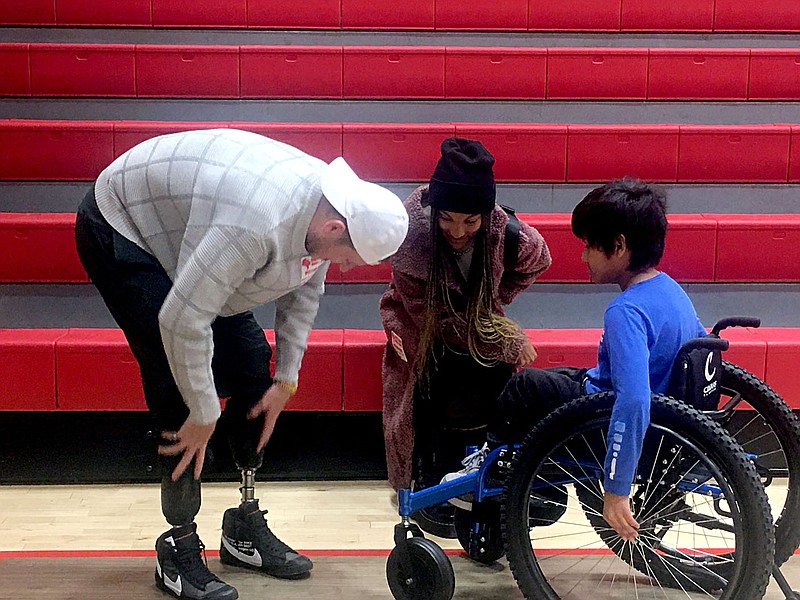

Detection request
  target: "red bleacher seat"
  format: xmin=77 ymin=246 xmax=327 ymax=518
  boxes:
xmin=0 ymin=44 xmax=30 ymax=96
xmin=718 ymin=327 xmax=767 ymax=380
xmin=135 ymin=45 xmax=240 ymax=98
xmin=343 ymin=329 xmax=386 ymax=411
xmin=339 ymin=261 xmax=393 ymax=283
xmin=55 ymin=328 xmax=146 ymax=410
xmin=526 ymin=328 xmax=603 ymax=369
xmin=341 ymin=123 xmax=456 ymax=181
xmin=0 ymin=327 xmax=793 ymax=411
xmin=0 ymin=329 xmax=66 ymax=410
xmin=2 ymin=1 xmax=800 ymax=31
xmin=247 ymin=0 xmax=341 ymax=28
xmin=567 ymin=124 xmax=680 ymax=182
xmin=547 ymin=48 xmax=648 ymax=99
xmin=528 ymin=0 xmax=621 ymax=31
xmin=5 ymin=212 xmax=800 ymax=284
xmin=151 ymin=0 xmax=246 ymax=28
xmin=435 ymin=0 xmax=527 ymax=31
xmin=56 ymin=0 xmax=152 ymax=27
xmin=240 ymin=46 xmax=342 ymax=99
xmin=445 ymin=47 xmax=547 ymax=100
xmin=234 ymin=123 xmax=343 ymax=164
xmin=454 ymin=124 xmax=567 ymax=181
xmin=621 ymin=0 xmax=714 ymax=31
xmin=530 ymin=214 xmax=717 ymax=283
xmin=714 ymin=0 xmax=800 ymax=32
xmin=791 ymin=126 xmax=800 ymax=182
xmin=343 ymin=47 xmax=445 ymax=98
xmin=2 ymin=120 xmax=800 ymax=184
xmin=0 ymin=213 xmax=86 ymax=283
xmin=0 ymin=0 xmax=56 ymax=26
xmin=528 ymin=215 xmax=588 ymax=282
xmin=658 ymin=214 xmax=717 ymax=282
xmin=713 ymin=214 xmax=800 ymax=282
xmin=263 ymin=330 xmax=344 ymax=411
xmin=341 ymin=0 xmax=434 ymax=29
xmin=748 ymin=50 xmax=800 ymax=101
xmin=0 ymin=119 xmax=114 ymax=181
xmin=113 ymin=121 xmax=230 ymax=156
xmin=678 ymin=125 xmax=791 ymax=182
xmin=30 ymin=43 xmax=136 ymax=97
xmin=3 ymin=44 xmax=800 ymax=101
xmin=751 ymin=328 xmax=800 ymax=409
xmin=648 ymin=49 xmax=750 ymax=100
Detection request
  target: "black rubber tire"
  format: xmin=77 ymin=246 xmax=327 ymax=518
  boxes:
xmin=718 ymin=361 xmax=800 ymax=566
xmin=503 ymin=393 xmax=775 ymax=600
xmin=454 ymin=503 xmax=505 ymax=564
xmin=386 ymin=537 xmax=455 ymax=600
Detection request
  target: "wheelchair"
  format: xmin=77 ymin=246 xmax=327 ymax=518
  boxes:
xmin=386 ymin=317 xmax=800 ymax=600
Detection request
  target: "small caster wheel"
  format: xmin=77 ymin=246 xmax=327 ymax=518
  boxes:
xmin=454 ymin=503 xmax=505 ymax=564
xmin=386 ymin=537 xmax=455 ymax=600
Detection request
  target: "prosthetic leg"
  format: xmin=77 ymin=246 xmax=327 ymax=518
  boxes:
xmin=218 ymin=411 xmax=313 ymax=579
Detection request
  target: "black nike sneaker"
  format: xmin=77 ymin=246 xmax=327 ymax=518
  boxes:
xmin=219 ymin=500 xmax=313 ymax=579
xmin=155 ymin=523 xmax=238 ymax=600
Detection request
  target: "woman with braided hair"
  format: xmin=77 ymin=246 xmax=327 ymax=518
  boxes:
xmin=380 ymin=138 xmax=552 ymax=536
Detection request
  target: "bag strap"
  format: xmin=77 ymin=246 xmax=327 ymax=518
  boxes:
xmin=500 ymin=204 xmax=520 ymax=270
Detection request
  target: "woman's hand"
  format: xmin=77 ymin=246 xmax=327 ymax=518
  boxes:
xmin=516 ymin=337 xmax=538 ymax=367
xmin=158 ymin=418 xmax=217 ymax=481
xmin=248 ymin=384 xmax=293 ymax=452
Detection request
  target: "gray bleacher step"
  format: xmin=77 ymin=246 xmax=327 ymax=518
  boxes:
xmin=2 ymin=98 xmax=799 ymax=125
xmin=1 ymin=283 xmax=798 ymax=330
xmin=2 ymin=26 xmax=799 ymax=48
xmin=4 ymin=182 xmax=800 ymax=215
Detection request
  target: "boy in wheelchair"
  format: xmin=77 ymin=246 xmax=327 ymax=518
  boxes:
xmin=444 ymin=177 xmax=707 ymax=542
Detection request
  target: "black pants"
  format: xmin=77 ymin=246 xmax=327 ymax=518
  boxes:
xmin=413 ymin=347 xmax=514 ymax=487
xmin=488 ymin=366 xmax=588 ymax=446
xmin=75 ymin=186 xmax=272 ymax=526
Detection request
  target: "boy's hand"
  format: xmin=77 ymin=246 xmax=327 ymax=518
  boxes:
xmin=517 ymin=338 xmax=538 ymax=367
xmin=603 ymin=491 xmax=639 ymax=541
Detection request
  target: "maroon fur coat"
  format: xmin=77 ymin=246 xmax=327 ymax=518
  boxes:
xmin=380 ymin=187 xmax=552 ymax=490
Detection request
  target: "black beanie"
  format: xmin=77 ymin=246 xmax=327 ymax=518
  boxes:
xmin=428 ymin=137 xmax=496 ymax=214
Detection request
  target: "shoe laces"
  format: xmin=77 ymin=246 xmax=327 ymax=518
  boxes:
xmin=249 ymin=509 xmax=294 ymax=555
xmin=460 ymin=443 xmax=489 ymax=473
xmin=174 ymin=538 xmax=217 ymax=586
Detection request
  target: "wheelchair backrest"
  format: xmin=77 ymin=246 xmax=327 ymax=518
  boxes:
xmin=668 ymin=338 xmax=724 ymax=412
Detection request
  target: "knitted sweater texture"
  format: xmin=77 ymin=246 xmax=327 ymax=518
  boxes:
xmin=95 ymin=129 xmax=329 ymax=424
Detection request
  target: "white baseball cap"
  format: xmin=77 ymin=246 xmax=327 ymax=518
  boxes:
xmin=321 ymin=157 xmax=409 ymax=265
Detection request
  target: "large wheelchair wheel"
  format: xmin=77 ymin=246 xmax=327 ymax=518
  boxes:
xmin=503 ymin=393 xmax=775 ymax=600
xmin=717 ymin=361 xmax=800 ymax=566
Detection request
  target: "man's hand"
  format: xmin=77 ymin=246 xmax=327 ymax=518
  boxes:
xmin=603 ymin=491 xmax=639 ymax=541
xmin=249 ymin=383 xmax=292 ymax=452
xmin=516 ymin=337 xmax=538 ymax=367
xmin=158 ymin=419 xmax=217 ymax=481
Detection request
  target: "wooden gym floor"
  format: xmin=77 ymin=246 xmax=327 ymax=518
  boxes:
xmin=0 ymin=481 xmax=797 ymax=599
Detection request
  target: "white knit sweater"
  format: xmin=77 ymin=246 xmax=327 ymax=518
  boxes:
xmin=95 ymin=129 xmax=329 ymax=424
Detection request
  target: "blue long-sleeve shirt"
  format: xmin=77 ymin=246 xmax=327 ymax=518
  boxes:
xmin=584 ymin=273 xmax=706 ymax=496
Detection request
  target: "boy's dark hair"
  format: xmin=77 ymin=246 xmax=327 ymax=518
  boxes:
xmin=571 ymin=178 xmax=668 ymax=272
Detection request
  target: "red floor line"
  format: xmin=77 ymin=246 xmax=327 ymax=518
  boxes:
xmin=0 ymin=549 xmax=449 ymax=559
xmin=2 ymin=548 xmax=798 ymax=561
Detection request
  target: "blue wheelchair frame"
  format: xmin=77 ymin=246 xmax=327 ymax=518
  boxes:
xmin=397 ymin=443 xmax=733 ymax=519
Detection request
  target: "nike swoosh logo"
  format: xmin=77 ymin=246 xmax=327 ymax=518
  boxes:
xmin=705 ymin=351 xmax=717 ymax=382
xmin=222 ymin=536 xmax=263 ymax=567
xmin=158 ymin=561 xmax=182 ymax=595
